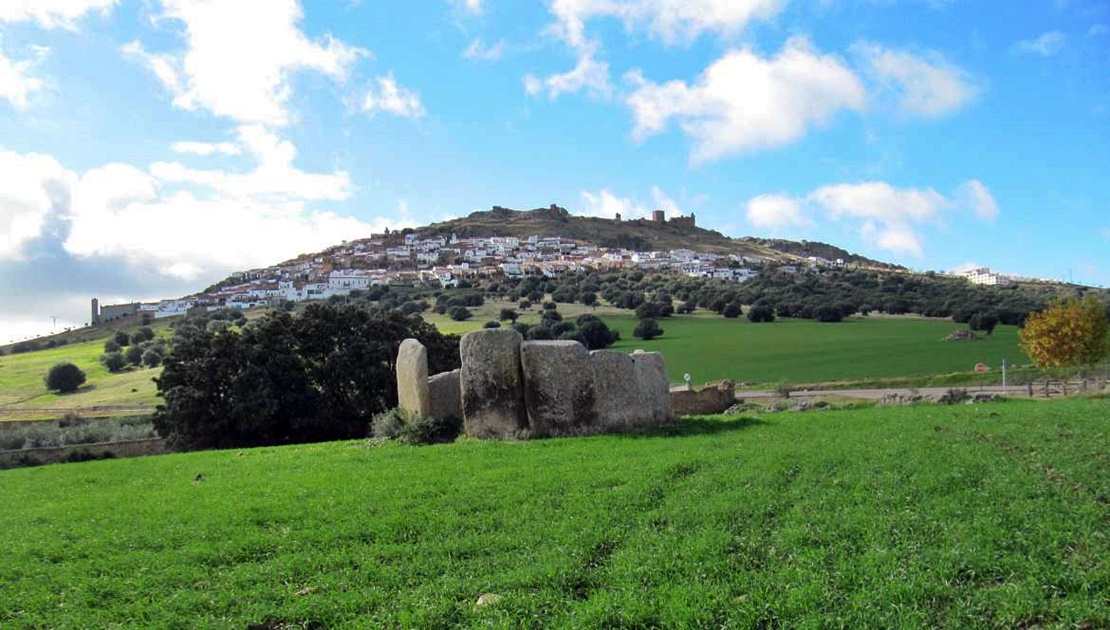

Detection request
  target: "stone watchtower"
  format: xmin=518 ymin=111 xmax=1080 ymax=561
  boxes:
xmin=91 ymin=298 xmax=100 ymax=325
xmin=651 ymin=210 xmax=665 ymax=223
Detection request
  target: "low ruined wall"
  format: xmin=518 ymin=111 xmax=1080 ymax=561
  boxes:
xmin=0 ymin=438 xmax=166 ymax=467
xmin=670 ymin=380 xmax=736 ymax=417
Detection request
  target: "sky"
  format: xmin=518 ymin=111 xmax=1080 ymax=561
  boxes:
xmin=2 ymin=0 xmax=1109 ymax=342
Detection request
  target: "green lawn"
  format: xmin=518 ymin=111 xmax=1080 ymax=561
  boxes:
xmin=2 ymin=398 xmax=1108 ymax=627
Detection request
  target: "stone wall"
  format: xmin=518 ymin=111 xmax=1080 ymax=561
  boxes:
xmin=670 ymin=380 xmax=736 ymax=416
xmin=396 ymin=330 xmax=673 ymax=440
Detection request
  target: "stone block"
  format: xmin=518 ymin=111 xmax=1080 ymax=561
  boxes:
xmin=633 ymin=350 xmax=672 ymax=424
xmin=428 ymin=369 xmax=462 ymax=420
xmin=589 ymin=350 xmax=641 ymax=429
xmin=396 ymin=338 xmax=431 ymax=418
xmin=520 ymin=340 xmax=596 ymax=436
xmin=460 ymin=329 xmax=527 ymax=438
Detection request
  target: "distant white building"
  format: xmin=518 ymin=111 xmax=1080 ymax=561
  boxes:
xmin=960 ymin=267 xmax=1012 ymax=286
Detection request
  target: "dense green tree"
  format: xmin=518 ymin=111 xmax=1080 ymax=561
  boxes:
xmin=722 ymin=302 xmax=742 ymax=319
xmin=747 ymin=304 xmax=776 ymax=323
xmin=124 ymin=345 xmax=144 ymax=365
xmin=100 ymin=351 xmax=126 ymax=372
xmin=45 ymin=362 xmax=86 ymax=393
xmin=633 ymin=317 xmax=663 ymax=341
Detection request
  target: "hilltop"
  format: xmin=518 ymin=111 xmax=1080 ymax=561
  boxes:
xmin=417 ymin=204 xmax=900 ymax=269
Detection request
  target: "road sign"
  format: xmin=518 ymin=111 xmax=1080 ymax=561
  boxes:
xmin=975 ymin=363 xmax=987 ymax=374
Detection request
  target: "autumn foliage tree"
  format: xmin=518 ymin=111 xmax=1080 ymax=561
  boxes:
xmin=1019 ymin=296 xmax=1110 ymax=369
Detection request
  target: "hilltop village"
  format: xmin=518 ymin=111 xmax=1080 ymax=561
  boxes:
xmin=92 ymin=207 xmax=1016 ymax=324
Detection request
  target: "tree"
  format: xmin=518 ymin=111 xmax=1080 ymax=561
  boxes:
xmin=579 ymin=292 xmax=598 ymax=308
xmin=100 ymin=351 xmax=126 ymax=373
xmin=722 ymin=302 xmax=742 ymax=319
xmin=45 ymin=362 xmax=86 ymax=393
xmin=633 ymin=317 xmax=663 ymax=341
xmin=969 ymin=312 xmax=999 ymax=336
xmin=448 ymin=306 xmax=472 ymax=321
xmin=499 ymin=308 xmax=519 ymax=322
xmin=104 ymin=338 xmax=121 ymax=353
xmin=142 ymin=349 xmax=163 ymax=368
xmin=1019 ymin=297 xmax=1110 ymax=369
xmin=518 ymin=299 xmax=532 ymax=310
xmin=483 ymin=320 xmax=501 ymax=328
xmin=747 ymin=304 xmax=776 ymax=323
xmin=114 ymin=331 xmax=130 ymax=347
xmin=815 ymin=305 xmax=844 ymax=323
xmin=124 ymin=345 xmax=144 ymax=365
xmin=635 ymin=302 xmax=661 ymax=320
xmin=575 ymin=314 xmax=619 ymax=350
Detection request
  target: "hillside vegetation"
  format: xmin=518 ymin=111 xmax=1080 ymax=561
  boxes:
xmin=2 ymin=398 xmax=1108 ymax=627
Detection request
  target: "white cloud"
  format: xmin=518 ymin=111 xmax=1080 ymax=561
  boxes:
xmin=651 ymin=186 xmax=683 ymax=217
xmin=0 ymin=0 xmax=116 ymax=29
xmin=125 ymin=0 xmax=365 ymax=126
xmin=580 ymin=188 xmax=648 ymax=219
xmin=362 ymin=74 xmax=425 ymax=119
xmin=856 ymin=43 xmax=979 ymax=117
xmin=745 ymin=194 xmax=814 ymax=231
xmin=452 ymin=0 xmax=484 ymax=15
xmin=625 ymin=37 xmax=866 ymax=162
xmin=152 ymin=125 xmax=351 ymax=201
xmin=810 ymin=182 xmax=951 ymax=255
xmin=170 ymin=140 xmax=242 ymax=156
xmin=0 ymin=47 xmax=45 ymax=109
xmin=463 ymin=38 xmax=506 ymax=61
xmin=0 ymin=148 xmax=74 ymax=259
xmin=548 ymin=0 xmax=785 ymax=46
xmin=958 ymin=179 xmax=998 ymax=221
xmin=1014 ymin=31 xmax=1067 ymax=56
xmin=525 ymin=45 xmax=611 ymax=99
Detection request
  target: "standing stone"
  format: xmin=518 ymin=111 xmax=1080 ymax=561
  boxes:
xmin=428 ymin=369 xmax=462 ymax=420
xmin=396 ymin=338 xmax=431 ymax=418
xmin=632 ymin=350 xmax=672 ymax=425
xmin=589 ymin=350 xmax=640 ymax=429
xmin=520 ymin=341 xmax=597 ymax=436
xmin=460 ymin=329 xmax=527 ymax=438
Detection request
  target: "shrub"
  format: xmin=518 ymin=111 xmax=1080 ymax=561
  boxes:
xmin=371 ymin=408 xmax=461 ymax=445
xmin=938 ymin=388 xmax=969 ymax=405
xmin=448 ymin=306 xmax=472 ymax=321
xmin=100 ymin=352 xmax=127 ymax=373
xmin=114 ymin=331 xmax=130 ymax=347
xmin=499 ymin=308 xmax=518 ymax=322
xmin=633 ymin=318 xmax=663 ymax=341
xmin=124 ymin=345 xmax=144 ymax=366
xmin=483 ymin=320 xmax=501 ymax=329
xmin=747 ymin=304 xmax=776 ymax=323
xmin=722 ymin=302 xmax=741 ymax=319
xmin=142 ymin=349 xmax=163 ymax=368
xmin=104 ymin=339 xmax=121 ymax=353
xmin=44 ymin=362 xmax=86 ymax=393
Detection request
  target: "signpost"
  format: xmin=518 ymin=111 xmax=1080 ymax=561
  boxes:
xmin=975 ymin=363 xmax=987 ymax=391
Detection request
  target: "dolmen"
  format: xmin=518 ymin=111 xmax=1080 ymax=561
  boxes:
xmin=396 ymin=329 xmax=672 ymax=439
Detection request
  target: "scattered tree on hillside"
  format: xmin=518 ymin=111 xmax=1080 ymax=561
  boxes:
xmin=45 ymin=362 xmax=86 ymax=393
xmin=114 ymin=331 xmax=130 ymax=347
xmin=448 ymin=306 xmax=472 ymax=321
xmin=722 ymin=302 xmax=742 ymax=319
xmin=1019 ymin=296 xmax=1109 ymax=369
xmin=633 ymin=317 xmax=663 ymax=341
xmin=124 ymin=345 xmax=144 ymax=366
xmin=100 ymin=351 xmax=126 ymax=373
xmin=747 ymin=304 xmax=776 ymax=323
xmin=499 ymin=308 xmax=518 ymax=322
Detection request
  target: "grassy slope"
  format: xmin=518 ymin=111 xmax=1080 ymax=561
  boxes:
xmin=2 ymin=398 xmax=1108 ymax=627
xmin=427 ymin=299 xmax=1031 ymax=385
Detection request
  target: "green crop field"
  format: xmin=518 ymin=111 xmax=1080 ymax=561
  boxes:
xmin=2 ymin=398 xmax=1108 ymax=627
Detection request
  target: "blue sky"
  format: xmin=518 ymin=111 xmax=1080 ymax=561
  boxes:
xmin=2 ymin=0 xmax=1109 ymax=341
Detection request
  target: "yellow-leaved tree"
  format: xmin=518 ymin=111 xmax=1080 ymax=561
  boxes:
xmin=1019 ymin=296 xmax=1110 ymax=369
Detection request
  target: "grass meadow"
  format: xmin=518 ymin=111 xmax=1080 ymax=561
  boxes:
xmin=2 ymin=398 xmax=1108 ymax=627
xmin=426 ymin=299 xmax=1032 ymax=387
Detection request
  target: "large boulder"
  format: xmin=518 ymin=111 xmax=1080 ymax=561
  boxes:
xmin=429 ymin=369 xmax=462 ymax=420
xmin=396 ymin=338 xmax=431 ymax=418
xmin=632 ymin=350 xmax=672 ymax=425
xmin=460 ymin=329 xmax=527 ymax=438
xmin=670 ymin=380 xmax=735 ymax=416
xmin=520 ymin=340 xmax=597 ymax=436
xmin=589 ymin=350 xmax=642 ymax=429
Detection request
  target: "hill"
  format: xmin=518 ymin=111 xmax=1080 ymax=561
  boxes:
xmin=2 ymin=399 xmax=1108 ymax=626
xmin=418 ymin=204 xmax=900 ymax=268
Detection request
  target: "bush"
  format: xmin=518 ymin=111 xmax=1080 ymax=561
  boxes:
xmin=104 ymin=338 xmax=121 ymax=352
xmin=371 ymin=408 xmax=461 ymax=445
xmin=722 ymin=302 xmax=741 ymax=319
xmin=114 ymin=331 xmax=130 ymax=347
xmin=483 ymin=320 xmax=501 ymax=329
xmin=448 ymin=306 xmax=472 ymax=321
xmin=499 ymin=308 xmax=518 ymax=322
xmin=44 ymin=362 xmax=86 ymax=393
xmin=100 ymin=352 xmax=127 ymax=373
xmin=124 ymin=345 xmax=144 ymax=366
xmin=633 ymin=318 xmax=663 ymax=341
xmin=142 ymin=349 xmax=163 ymax=368
xmin=747 ymin=304 xmax=776 ymax=323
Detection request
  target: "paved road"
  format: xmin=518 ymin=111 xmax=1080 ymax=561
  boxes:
xmin=736 ymin=384 xmax=1025 ymax=400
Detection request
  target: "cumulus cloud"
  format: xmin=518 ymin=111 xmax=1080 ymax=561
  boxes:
xmin=463 ymin=38 xmax=506 ymax=61
xmin=0 ymin=148 xmax=74 ymax=259
xmin=524 ymin=44 xmax=610 ymax=99
xmin=362 ymin=74 xmax=425 ymax=118
xmin=548 ymin=0 xmax=785 ymax=46
xmin=855 ymin=43 xmax=980 ymax=118
xmin=625 ymin=37 xmax=866 ymax=162
xmin=651 ymin=186 xmax=683 ymax=217
xmin=745 ymin=194 xmax=814 ymax=231
xmin=0 ymin=46 xmax=45 ymax=109
xmin=0 ymin=0 xmax=116 ymax=29
xmin=170 ymin=140 xmax=242 ymax=156
xmin=1014 ymin=31 xmax=1067 ymax=56
xmin=744 ymin=179 xmax=999 ymax=256
xmin=124 ymin=0 xmax=364 ymax=126
xmin=580 ymin=188 xmax=647 ymax=219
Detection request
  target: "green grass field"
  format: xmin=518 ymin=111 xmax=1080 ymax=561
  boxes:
xmin=2 ymin=398 xmax=1108 ymax=627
